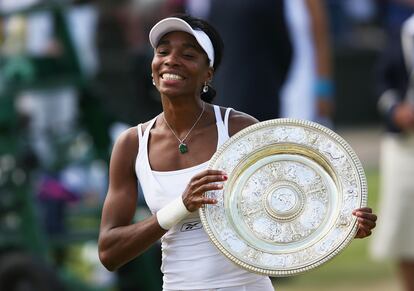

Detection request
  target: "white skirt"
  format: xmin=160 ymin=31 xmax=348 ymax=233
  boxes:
xmin=370 ymin=133 xmax=414 ymax=259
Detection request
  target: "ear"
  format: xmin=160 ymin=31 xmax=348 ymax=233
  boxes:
xmin=206 ymin=67 xmax=214 ymax=83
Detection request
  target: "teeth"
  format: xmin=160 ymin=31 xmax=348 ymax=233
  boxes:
xmin=162 ymin=73 xmax=183 ymax=80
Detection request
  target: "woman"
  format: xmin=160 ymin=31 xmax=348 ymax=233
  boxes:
xmin=98 ymin=14 xmax=377 ymax=291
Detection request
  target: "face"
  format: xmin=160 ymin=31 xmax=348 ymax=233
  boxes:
xmin=151 ymin=31 xmax=213 ymax=98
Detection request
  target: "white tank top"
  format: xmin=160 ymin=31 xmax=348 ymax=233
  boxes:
xmin=135 ymin=105 xmax=266 ymax=290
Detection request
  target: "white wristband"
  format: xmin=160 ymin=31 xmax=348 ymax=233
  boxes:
xmin=156 ymin=196 xmax=191 ymax=230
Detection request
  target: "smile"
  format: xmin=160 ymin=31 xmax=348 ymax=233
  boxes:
xmin=162 ymin=73 xmax=184 ymax=80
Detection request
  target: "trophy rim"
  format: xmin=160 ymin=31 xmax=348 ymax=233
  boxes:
xmin=199 ymin=118 xmax=368 ymax=277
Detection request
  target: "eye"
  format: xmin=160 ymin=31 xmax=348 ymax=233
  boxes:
xmin=182 ymin=48 xmax=198 ymax=59
xmin=156 ymin=46 xmax=169 ymax=55
xmin=157 ymin=50 xmax=168 ymax=55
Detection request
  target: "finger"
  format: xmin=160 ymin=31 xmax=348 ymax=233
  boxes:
xmin=354 ymin=211 xmax=377 ymax=222
xmin=197 ymin=174 xmax=228 ymax=186
xmin=191 ymin=169 xmax=227 ymax=180
xmin=188 ymin=174 xmax=227 ymax=191
xmin=355 ymin=229 xmax=365 ymax=238
xmin=356 ymin=228 xmax=371 ymax=238
xmin=358 ymin=217 xmax=376 ymax=228
xmin=185 ymin=196 xmax=218 ymax=212
xmin=198 ymin=197 xmax=218 ymax=205
xmin=361 ymin=227 xmax=372 ymax=236
xmin=195 ymin=182 xmax=224 ymax=194
xmin=186 ymin=176 xmax=226 ymax=196
xmin=187 ymin=197 xmax=218 ymax=210
xmin=357 ymin=218 xmax=376 ymax=231
xmin=352 ymin=207 xmax=372 ymax=214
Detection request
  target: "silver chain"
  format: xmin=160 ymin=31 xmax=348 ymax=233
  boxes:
xmin=163 ymin=102 xmax=205 ymax=144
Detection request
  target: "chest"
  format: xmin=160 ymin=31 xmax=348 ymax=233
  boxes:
xmin=148 ymin=123 xmax=218 ymax=171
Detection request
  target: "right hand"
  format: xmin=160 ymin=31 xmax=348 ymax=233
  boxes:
xmin=316 ymin=99 xmax=334 ymax=119
xmin=393 ymin=102 xmax=414 ymax=131
xmin=182 ymin=170 xmax=228 ymax=212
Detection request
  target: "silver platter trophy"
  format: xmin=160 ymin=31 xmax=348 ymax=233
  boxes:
xmin=199 ymin=119 xmax=367 ymax=277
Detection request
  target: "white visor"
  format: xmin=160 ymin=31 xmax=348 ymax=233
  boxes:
xmin=149 ymin=17 xmax=215 ymax=68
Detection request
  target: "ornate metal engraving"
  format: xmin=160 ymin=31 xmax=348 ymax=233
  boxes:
xmin=199 ymin=119 xmax=367 ymax=276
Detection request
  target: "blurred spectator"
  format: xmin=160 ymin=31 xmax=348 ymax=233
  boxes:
xmin=186 ymin=0 xmax=292 ymax=121
xmin=66 ymin=2 xmax=99 ymax=78
xmin=0 ymin=0 xmax=40 ymax=13
xmin=0 ymin=3 xmax=112 ymax=282
xmin=280 ymin=0 xmax=334 ymax=128
xmin=327 ymin=0 xmax=379 ymax=47
xmin=370 ymin=12 xmax=414 ymax=291
xmin=380 ymin=0 xmax=414 ymax=34
xmin=186 ymin=0 xmax=333 ymax=125
xmin=93 ymin=0 xmax=185 ymax=125
xmin=37 ymin=173 xmax=79 ymax=235
xmin=0 ymin=0 xmax=167 ymax=289
xmin=93 ymin=0 xmax=151 ymax=125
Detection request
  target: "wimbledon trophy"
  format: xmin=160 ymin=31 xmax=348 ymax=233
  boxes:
xmin=199 ymin=119 xmax=367 ymax=276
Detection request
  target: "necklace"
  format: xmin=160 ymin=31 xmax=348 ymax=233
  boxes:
xmin=163 ymin=102 xmax=205 ymax=154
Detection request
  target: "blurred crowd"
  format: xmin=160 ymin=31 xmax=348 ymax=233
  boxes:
xmin=0 ymin=0 xmax=414 ymax=290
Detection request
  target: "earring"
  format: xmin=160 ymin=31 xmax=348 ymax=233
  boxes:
xmin=202 ymin=82 xmax=209 ymax=93
xmin=152 ymin=79 xmax=155 ymax=86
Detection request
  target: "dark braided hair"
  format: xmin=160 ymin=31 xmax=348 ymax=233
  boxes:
xmin=172 ymin=14 xmax=224 ymax=103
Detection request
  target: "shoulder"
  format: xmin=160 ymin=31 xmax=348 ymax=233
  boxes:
xmin=111 ymin=126 xmax=139 ymax=159
xmin=106 ymin=126 xmax=140 ymax=180
xmin=140 ymin=118 xmax=157 ymax=134
xmin=226 ymin=108 xmax=259 ymax=137
xmin=113 ymin=117 xmax=157 ymax=152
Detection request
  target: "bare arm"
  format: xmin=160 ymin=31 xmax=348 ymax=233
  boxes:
xmin=98 ymin=127 xmax=166 ymax=271
xmin=305 ymin=0 xmax=334 ymax=118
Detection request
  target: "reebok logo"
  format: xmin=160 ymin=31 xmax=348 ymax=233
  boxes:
xmin=180 ymin=221 xmax=202 ymax=232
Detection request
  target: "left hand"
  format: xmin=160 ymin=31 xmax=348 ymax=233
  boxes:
xmin=352 ymin=207 xmax=377 ymax=239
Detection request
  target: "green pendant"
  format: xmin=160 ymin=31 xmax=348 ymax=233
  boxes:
xmin=179 ymin=143 xmax=188 ymax=154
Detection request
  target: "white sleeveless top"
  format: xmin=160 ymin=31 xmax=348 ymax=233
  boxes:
xmin=135 ymin=105 xmax=266 ymax=290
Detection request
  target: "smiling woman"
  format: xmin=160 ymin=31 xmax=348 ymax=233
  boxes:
xmin=97 ymin=14 xmax=377 ymax=291
xmin=150 ymin=15 xmax=221 ymax=105
xmin=152 ymin=30 xmax=213 ymax=102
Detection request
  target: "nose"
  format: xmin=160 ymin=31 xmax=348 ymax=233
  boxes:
xmin=164 ymin=52 xmax=180 ymax=66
